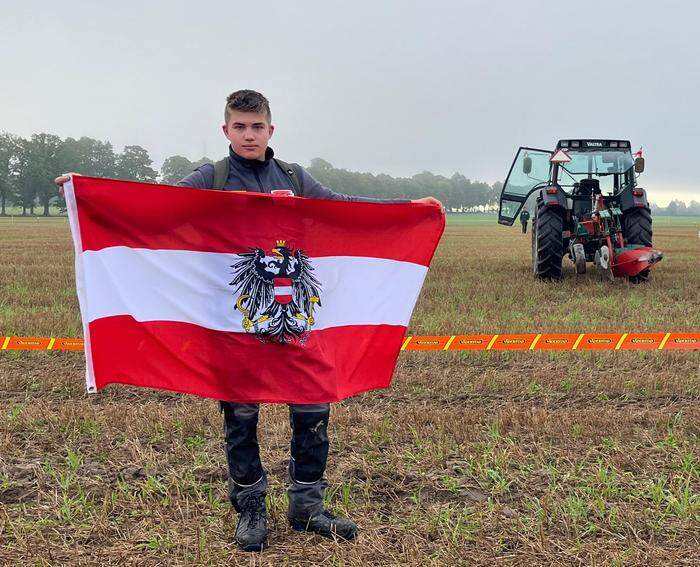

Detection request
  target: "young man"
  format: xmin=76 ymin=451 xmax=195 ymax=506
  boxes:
xmin=55 ymin=89 xmax=441 ymax=552
xmin=179 ymin=90 xmax=440 ymax=552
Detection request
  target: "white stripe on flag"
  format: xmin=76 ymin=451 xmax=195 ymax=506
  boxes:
xmin=82 ymin=247 xmax=428 ymax=332
xmin=274 ymin=286 xmax=293 ymax=295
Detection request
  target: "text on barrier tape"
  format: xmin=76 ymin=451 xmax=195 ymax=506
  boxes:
xmin=1 ymin=333 xmax=699 ymax=351
xmin=400 ymin=332 xmax=699 ymax=351
xmin=0 ymin=337 xmax=85 ymax=351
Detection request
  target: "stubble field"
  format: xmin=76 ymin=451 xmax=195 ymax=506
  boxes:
xmin=0 ymin=215 xmax=698 ymax=566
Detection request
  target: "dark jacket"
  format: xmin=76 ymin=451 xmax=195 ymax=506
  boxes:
xmin=178 ymin=146 xmax=406 ymax=204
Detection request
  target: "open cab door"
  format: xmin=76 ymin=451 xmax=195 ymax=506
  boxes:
xmin=498 ymin=147 xmax=552 ymax=225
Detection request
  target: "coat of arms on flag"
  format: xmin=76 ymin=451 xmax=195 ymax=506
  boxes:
xmin=63 ymin=176 xmax=444 ymax=404
xmin=230 ymin=240 xmax=322 ymax=344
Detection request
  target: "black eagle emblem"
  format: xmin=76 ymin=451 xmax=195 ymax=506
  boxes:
xmin=229 ymin=240 xmax=322 ymax=344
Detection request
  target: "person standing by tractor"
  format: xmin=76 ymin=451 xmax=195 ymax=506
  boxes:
xmin=520 ymin=206 xmax=530 ymax=234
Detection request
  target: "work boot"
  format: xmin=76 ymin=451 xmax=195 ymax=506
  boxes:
xmin=289 ymin=508 xmax=358 ymax=541
xmin=235 ymin=492 xmax=268 ymax=552
xmin=287 ymin=461 xmax=358 ymax=541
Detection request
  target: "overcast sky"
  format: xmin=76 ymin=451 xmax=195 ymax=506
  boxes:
xmin=2 ymin=0 xmax=698 ymax=205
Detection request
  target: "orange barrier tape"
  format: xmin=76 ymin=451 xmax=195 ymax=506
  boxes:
xmin=401 ymin=332 xmax=699 ymax=351
xmin=1 ymin=336 xmax=85 ymax=351
xmin=1 ymin=333 xmax=698 ymax=352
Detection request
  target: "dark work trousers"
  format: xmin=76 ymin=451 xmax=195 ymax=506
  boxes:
xmin=221 ymin=401 xmax=330 ymax=516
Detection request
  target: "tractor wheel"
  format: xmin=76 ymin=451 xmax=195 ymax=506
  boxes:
xmin=532 ymin=202 xmax=564 ymax=280
xmin=623 ymin=208 xmax=653 ymax=283
xmin=623 ymin=207 xmax=652 ymax=247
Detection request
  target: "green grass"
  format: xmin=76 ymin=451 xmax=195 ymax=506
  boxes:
xmin=652 ymin=215 xmax=700 ymax=227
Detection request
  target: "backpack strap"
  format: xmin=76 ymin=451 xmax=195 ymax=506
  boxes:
xmin=274 ymin=158 xmax=303 ymax=195
xmin=212 ymin=158 xmax=229 ymax=189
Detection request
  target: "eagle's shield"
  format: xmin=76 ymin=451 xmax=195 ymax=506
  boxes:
xmin=273 ymin=277 xmax=293 ymax=305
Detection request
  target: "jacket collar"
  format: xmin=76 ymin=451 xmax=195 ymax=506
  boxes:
xmin=229 ymin=145 xmax=275 ymax=169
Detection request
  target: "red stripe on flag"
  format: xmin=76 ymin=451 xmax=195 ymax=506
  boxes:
xmin=88 ymin=315 xmax=406 ymax=404
xmin=72 ymin=177 xmax=444 ymax=265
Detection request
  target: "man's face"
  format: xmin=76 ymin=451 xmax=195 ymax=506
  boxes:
xmin=222 ymin=110 xmax=274 ymax=161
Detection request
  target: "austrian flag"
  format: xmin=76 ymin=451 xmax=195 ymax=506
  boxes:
xmin=64 ymin=176 xmax=444 ymax=404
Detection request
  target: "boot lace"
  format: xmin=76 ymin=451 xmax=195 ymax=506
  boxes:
xmin=242 ymin=495 xmax=263 ymax=525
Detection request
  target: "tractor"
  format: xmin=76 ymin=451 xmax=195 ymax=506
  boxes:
xmin=498 ymin=140 xmax=662 ymax=282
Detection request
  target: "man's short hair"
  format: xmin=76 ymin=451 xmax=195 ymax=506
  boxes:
xmin=225 ymin=90 xmax=272 ymax=124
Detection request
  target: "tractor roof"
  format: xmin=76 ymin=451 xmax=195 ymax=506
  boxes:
xmin=557 ymin=139 xmax=631 ymax=151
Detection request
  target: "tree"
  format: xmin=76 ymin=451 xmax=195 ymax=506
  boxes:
xmin=160 ymin=155 xmax=193 ymax=184
xmin=59 ymin=136 xmax=117 ymax=178
xmin=666 ymin=199 xmax=686 ymax=216
xmin=0 ymin=132 xmax=21 ymax=215
xmin=115 ymin=145 xmax=157 ymax=182
xmin=490 ymin=181 xmax=503 ymax=205
xmin=687 ymin=200 xmax=700 ymax=215
xmin=309 ymin=158 xmax=334 ymax=172
xmin=53 ymin=136 xmax=117 ymax=210
xmin=160 ymin=155 xmax=212 ymax=184
xmin=14 ymin=133 xmax=63 ymax=216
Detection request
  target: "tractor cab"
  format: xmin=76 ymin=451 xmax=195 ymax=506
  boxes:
xmin=571 ymin=178 xmax=601 ymax=219
xmin=498 ymin=140 xmax=644 ymax=226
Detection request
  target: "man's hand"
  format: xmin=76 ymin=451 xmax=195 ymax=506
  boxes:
xmin=54 ymin=172 xmax=80 ymax=196
xmin=412 ymin=196 xmax=444 ymax=213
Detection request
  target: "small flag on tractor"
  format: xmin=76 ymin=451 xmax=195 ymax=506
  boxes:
xmin=550 ymin=149 xmax=572 ymax=163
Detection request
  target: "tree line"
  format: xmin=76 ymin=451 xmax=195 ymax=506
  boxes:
xmin=0 ymin=131 xmax=503 ymax=216
xmin=1 ymin=131 xmax=696 ymax=216
xmin=0 ymin=132 xmax=161 ymax=215
xmin=306 ymin=158 xmax=501 ymax=211
xmin=650 ymin=200 xmax=700 ymax=216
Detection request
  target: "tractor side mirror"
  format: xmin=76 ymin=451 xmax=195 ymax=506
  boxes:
xmin=634 ymin=157 xmax=645 ymax=173
xmin=522 ymin=155 xmax=532 ymax=175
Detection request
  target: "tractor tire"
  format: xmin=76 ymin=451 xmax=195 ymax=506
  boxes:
xmin=623 ymin=208 xmax=653 ymax=283
xmin=532 ymin=202 xmax=564 ymax=280
xmin=623 ymin=207 xmax=652 ymax=247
